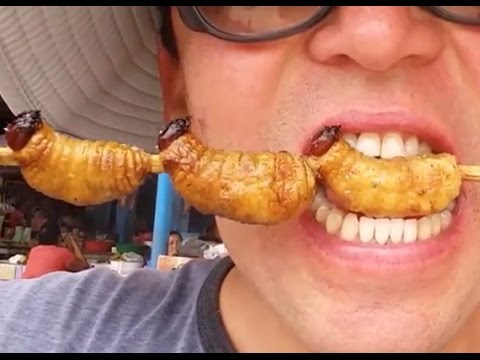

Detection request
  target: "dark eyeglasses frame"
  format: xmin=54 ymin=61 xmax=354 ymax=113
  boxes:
xmin=176 ymin=6 xmax=480 ymax=43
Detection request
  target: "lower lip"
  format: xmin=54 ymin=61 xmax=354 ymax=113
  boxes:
xmin=297 ymin=195 xmax=467 ymax=274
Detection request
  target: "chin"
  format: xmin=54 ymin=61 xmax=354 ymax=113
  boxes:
xmin=269 ymin=262 xmax=474 ymax=353
xmin=219 ymin=212 xmax=480 ymax=352
xmin=304 ymin=316 xmax=453 ymax=353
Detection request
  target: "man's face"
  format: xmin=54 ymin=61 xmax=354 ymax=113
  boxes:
xmin=162 ymin=7 xmax=480 ymax=351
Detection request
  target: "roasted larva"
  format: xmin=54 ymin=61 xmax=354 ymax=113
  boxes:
xmin=157 ymin=117 xmax=316 ymax=225
xmin=0 ymin=111 xmax=472 ymax=225
xmin=306 ymin=125 xmax=462 ymax=218
xmin=159 ymin=120 xmax=463 ymax=222
xmin=3 ymin=110 xmax=161 ymax=206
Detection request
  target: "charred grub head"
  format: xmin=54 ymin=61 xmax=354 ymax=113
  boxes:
xmin=308 ymin=125 xmax=341 ymax=156
xmin=5 ymin=110 xmax=43 ymax=151
xmin=157 ymin=116 xmax=192 ymax=150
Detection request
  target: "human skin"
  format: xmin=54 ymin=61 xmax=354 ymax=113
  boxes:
xmin=158 ymin=6 xmax=480 ymax=352
xmin=167 ymin=233 xmax=181 ymax=256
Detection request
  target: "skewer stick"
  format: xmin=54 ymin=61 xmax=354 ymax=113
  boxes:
xmin=149 ymin=154 xmax=165 ymax=173
xmin=459 ymin=165 xmax=480 ymax=182
xmin=0 ymin=147 xmax=16 ymax=166
xmin=0 ymin=145 xmax=478 ymax=181
xmin=0 ymin=146 xmax=167 ymax=173
xmin=63 ymin=234 xmax=89 ymax=266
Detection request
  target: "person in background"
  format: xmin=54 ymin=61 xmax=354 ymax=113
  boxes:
xmin=31 ymin=208 xmax=48 ymax=237
xmin=23 ymin=220 xmax=89 ymax=279
xmin=199 ymin=220 xmax=222 ymax=244
xmin=133 ymin=217 xmax=153 ymax=245
xmin=59 ymin=214 xmax=83 ymax=231
xmin=167 ymin=230 xmax=183 ymax=257
xmin=8 ymin=202 xmax=25 ymax=228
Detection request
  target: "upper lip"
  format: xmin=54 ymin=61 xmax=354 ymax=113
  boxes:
xmin=300 ymin=110 xmax=458 ymax=157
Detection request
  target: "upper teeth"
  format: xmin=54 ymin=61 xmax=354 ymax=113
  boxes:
xmin=344 ymin=132 xmax=432 ymax=158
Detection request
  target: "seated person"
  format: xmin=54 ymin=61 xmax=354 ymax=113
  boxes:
xmin=8 ymin=202 xmax=25 ymax=228
xmin=31 ymin=208 xmax=48 ymax=237
xmin=23 ymin=220 xmax=89 ymax=279
xmin=167 ymin=230 xmax=182 ymax=257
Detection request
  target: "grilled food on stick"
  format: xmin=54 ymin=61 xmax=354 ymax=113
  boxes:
xmin=0 ymin=110 xmax=473 ymax=225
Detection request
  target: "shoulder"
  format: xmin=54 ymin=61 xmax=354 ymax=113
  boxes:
xmin=0 ymin=258 xmax=219 ymax=352
xmin=29 ymin=244 xmax=58 ymax=252
xmin=26 ymin=245 xmax=48 ymax=256
xmin=29 ymin=245 xmax=70 ymax=258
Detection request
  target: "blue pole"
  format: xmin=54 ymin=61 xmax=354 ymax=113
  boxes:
xmin=149 ymin=174 xmax=174 ymax=269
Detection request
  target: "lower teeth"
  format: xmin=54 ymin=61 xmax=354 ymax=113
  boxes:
xmin=311 ymin=189 xmax=455 ymax=245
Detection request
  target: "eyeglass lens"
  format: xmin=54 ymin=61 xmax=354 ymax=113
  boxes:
xmin=197 ymin=6 xmax=323 ymax=35
xmin=197 ymin=6 xmax=480 ymax=35
xmin=436 ymin=6 xmax=480 ymax=21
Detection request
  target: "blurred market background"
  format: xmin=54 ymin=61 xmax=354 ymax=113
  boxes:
xmin=0 ymin=96 xmax=223 ymax=280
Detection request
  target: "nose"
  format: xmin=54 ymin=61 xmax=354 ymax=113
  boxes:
xmin=307 ymin=6 xmax=445 ymax=72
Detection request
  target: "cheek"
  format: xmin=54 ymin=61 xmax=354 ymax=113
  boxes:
xmin=217 ymin=217 xmax=302 ymax=277
xmin=446 ymin=29 xmax=480 ymax=241
xmin=447 ymin=28 xmax=480 ymax=163
xmin=179 ymin=38 xmax=292 ymax=151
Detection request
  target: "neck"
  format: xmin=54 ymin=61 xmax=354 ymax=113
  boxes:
xmin=442 ymin=306 xmax=480 ymax=353
xmin=219 ymin=267 xmax=309 ymax=353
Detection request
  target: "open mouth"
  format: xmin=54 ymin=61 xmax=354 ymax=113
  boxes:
xmin=309 ymin=131 xmax=458 ymax=246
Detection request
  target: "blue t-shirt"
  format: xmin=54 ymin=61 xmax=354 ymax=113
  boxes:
xmin=0 ymin=257 xmax=236 ymax=353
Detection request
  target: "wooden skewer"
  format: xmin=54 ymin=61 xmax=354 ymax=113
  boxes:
xmin=0 ymin=147 xmax=16 ymax=166
xmin=459 ymin=165 xmax=480 ymax=182
xmin=149 ymin=154 xmax=164 ymax=173
xmin=63 ymin=233 xmax=89 ymax=266
xmin=0 ymin=146 xmax=166 ymax=173
xmin=0 ymin=145 xmax=478 ymax=182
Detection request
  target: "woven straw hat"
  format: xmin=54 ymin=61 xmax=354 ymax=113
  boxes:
xmin=0 ymin=6 xmax=163 ymax=152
